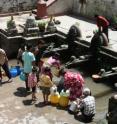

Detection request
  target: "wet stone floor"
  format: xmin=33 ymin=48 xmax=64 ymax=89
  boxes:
xmin=0 ymin=59 xmax=116 ymax=124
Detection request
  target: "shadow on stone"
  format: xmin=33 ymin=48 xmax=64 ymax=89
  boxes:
xmin=74 ymin=114 xmax=93 ymax=123
xmin=68 ymin=109 xmax=76 ymax=115
xmin=13 ymin=87 xmax=31 ymax=97
xmin=49 ymin=103 xmax=59 ymax=108
xmin=56 ymin=105 xmax=68 ymax=111
xmin=35 ymin=102 xmax=49 ymax=108
xmin=1 ymin=80 xmax=12 ymax=84
xmin=22 ymin=99 xmax=33 ymax=106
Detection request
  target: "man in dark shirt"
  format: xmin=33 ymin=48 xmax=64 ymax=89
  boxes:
xmin=95 ymin=14 xmax=109 ymax=41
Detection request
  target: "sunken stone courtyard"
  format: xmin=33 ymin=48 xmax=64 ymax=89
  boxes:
xmin=0 ymin=0 xmax=117 ymax=124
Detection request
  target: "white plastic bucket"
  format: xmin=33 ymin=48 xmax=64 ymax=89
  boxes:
xmin=69 ymin=101 xmax=77 ymax=112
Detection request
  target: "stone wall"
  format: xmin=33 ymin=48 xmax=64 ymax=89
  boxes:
xmin=73 ymin=0 xmax=117 ymax=19
xmin=0 ymin=0 xmax=117 ymax=20
xmin=47 ymin=0 xmax=73 ymax=15
xmin=0 ymin=0 xmax=37 ymax=13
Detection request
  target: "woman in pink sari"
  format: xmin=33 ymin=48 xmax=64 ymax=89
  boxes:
xmin=64 ymin=71 xmax=84 ymax=101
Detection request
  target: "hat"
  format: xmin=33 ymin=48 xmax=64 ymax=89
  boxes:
xmin=83 ymin=88 xmax=91 ymax=96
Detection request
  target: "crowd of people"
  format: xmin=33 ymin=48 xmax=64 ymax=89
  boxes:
xmin=0 ymin=39 xmax=96 ymax=122
xmin=17 ymin=40 xmax=97 ymax=122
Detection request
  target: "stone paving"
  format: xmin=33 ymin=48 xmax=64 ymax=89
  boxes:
xmin=0 ymin=59 xmax=116 ymax=124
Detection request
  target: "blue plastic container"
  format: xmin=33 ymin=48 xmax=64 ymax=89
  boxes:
xmin=20 ymin=68 xmax=24 ymax=72
xmin=19 ymin=71 xmax=25 ymax=81
xmin=15 ymin=66 xmax=21 ymax=75
xmin=10 ymin=68 xmax=18 ymax=77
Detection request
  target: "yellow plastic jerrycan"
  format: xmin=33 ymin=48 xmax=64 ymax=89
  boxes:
xmin=59 ymin=96 xmax=69 ymax=107
xmin=50 ymin=92 xmax=60 ymax=104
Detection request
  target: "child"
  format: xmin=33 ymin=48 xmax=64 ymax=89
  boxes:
xmin=17 ymin=44 xmax=25 ymax=66
xmin=28 ymin=66 xmax=38 ymax=101
xmin=39 ymin=66 xmax=53 ymax=104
